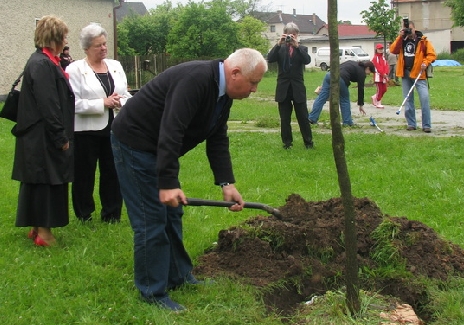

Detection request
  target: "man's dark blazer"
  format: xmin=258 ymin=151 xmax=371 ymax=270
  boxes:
xmin=267 ymin=43 xmax=311 ymax=103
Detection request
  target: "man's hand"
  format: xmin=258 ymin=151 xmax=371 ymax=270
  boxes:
xmin=221 ymin=184 xmax=244 ymax=212
xmin=62 ymin=141 xmax=69 ymax=151
xmin=160 ymin=188 xmax=187 ymax=207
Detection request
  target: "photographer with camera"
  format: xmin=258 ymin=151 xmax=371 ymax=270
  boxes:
xmin=267 ymin=22 xmax=313 ymax=150
xmin=389 ymin=18 xmax=436 ymax=133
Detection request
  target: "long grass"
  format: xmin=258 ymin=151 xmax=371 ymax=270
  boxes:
xmin=0 ymin=66 xmax=463 ymax=324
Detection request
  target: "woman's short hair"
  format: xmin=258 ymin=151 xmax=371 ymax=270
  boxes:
xmin=283 ymin=22 xmax=300 ymax=35
xmin=79 ymin=24 xmax=108 ymax=50
xmin=227 ymin=48 xmax=268 ymax=76
xmin=34 ymin=15 xmax=68 ymax=50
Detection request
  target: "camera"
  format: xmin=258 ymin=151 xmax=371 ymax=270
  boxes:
xmin=402 ymin=18 xmax=412 ymax=35
xmin=285 ymin=35 xmax=292 ymax=42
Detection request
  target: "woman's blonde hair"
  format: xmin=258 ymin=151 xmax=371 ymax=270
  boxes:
xmin=34 ymin=15 xmax=68 ymax=51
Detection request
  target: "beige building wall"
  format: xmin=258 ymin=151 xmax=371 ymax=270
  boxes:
xmin=397 ymin=1 xmax=453 ymax=30
xmin=396 ymin=0 xmax=464 ymax=52
xmin=0 ymin=0 xmax=116 ymax=98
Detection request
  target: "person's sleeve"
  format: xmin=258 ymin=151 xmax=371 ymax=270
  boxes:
xmin=297 ymin=46 xmax=311 ymax=65
xmin=357 ymin=74 xmax=365 ymax=106
xmin=30 ymin=61 xmax=68 ymax=149
xmin=156 ymin=75 xmax=206 ymax=189
xmin=390 ymin=36 xmax=402 ymax=55
xmin=113 ymin=60 xmax=132 ymax=106
xmin=205 ymin=106 xmax=235 ymax=185
xmin=267 ymin=44 xmax=280 ymax=63
xmin=424 ymin=40 xmax=437 ymax=66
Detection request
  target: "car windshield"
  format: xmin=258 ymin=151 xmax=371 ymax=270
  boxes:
xmin=352 ymin=47 xmax=369 ymax=56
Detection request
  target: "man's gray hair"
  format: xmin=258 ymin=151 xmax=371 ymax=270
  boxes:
xmin=227 ymin=48 xmax=268 ymax=76
xmin=79 ymin=24 xmax=108 ymax=50
xmin=283 ymin=22 xmax=300 ymax=34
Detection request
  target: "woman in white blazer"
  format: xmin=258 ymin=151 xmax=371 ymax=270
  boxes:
xmin=67 ymin=24 xmax=131 ymax=223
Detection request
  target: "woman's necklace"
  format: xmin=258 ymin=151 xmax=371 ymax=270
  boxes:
xmin=86 ymin=58 xmax=112 ymax=97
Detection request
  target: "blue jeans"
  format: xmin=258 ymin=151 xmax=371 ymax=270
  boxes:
xmin=402 ymin=70 xmax=431 ymax=129
xmin=308 ymin=72 xmax=353 ymax=125
xmin=111 ymin=133 xmax=193 ymax=299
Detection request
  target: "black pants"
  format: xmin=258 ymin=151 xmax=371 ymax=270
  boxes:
xmin=278 ymin=87 xmax=313 ymax=147
xmin=72 ymin=133 xmax=122 ymax=221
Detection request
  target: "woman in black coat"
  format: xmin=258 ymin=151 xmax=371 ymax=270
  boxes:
xmin=12 ymin=15 xmax=75 ymax=246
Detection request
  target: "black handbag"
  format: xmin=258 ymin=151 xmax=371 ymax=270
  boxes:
xmin=0 ymin=71 xmax=24 ymax=122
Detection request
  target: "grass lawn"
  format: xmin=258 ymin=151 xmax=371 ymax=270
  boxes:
xmin=0 ymin=66 xmax=463 ymax=324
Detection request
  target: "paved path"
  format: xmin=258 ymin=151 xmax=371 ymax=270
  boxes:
xmin=229 ymin=98 xmax=464 ymax=138
xmin=305 ymin=99 xmax=464 ymax=137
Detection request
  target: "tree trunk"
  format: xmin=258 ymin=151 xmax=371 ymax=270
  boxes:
xmin=327 ymin=0 xmax=360 ymax=314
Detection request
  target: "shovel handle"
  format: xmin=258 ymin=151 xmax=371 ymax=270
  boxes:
xmin=186 ymin=198 xmax=282 ymax=219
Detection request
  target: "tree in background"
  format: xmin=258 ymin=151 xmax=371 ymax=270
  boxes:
xmin=205 ymin=0 xmax=274 ymax=20
xmin=445 ymin=0 xmax=464 ymax=27
xmin=167 ymin=1 xmax=239 ymax=59
xmin=117 ymin=0 xmax=272 ymax=59
xmin=117 ymin=1 xmax=178 ymax=56
xmin=360 ymin=0 xmax=402 ymax=48
xmin=237 ymin=16 xmax=269 ymax=53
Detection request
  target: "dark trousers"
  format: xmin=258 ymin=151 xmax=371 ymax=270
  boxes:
xmin=72 ymin=133 xmax=122 ymax=221
xmin=111 ymin=134 xmax=193 ymax=298
xmin=278 ymin=86 xmax=313 ymax=147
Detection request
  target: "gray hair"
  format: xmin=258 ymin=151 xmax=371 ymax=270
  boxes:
xmin=283 ymin=22 xmax=300 ymax=34
xmin=79 ymin=24 xmax=108 ymax=50
xmin=227 ymin=48 xmax=268 ymax=76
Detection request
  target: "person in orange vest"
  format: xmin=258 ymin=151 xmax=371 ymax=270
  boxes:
xmin=390 ymin=19 xmax=436 ymax=132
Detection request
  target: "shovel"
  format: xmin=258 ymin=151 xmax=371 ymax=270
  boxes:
xmin=186 ymin=198 xmax=283 ymax=220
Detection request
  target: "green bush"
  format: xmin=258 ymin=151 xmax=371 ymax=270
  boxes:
xmin=451 ymin=48 xmax=464 ymax=64
xmin=437 ymin=51 xmax=453 ymax=61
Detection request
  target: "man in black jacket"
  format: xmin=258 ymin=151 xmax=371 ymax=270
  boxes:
xmin=111 ymin=48 xmax=267 ymax=311
xmin=267 ymin=22 xmax=313 ymax=149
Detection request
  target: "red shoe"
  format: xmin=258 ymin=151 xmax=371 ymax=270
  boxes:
xmin=27 ymin=228 xmax=38 ymax=240
xmin=34 ymin=235 xmax=52 ymax=247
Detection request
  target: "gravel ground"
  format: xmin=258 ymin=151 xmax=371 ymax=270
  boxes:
xmin=229 ymin=99 xmax=464 ymax=138
xmin=328 ymin=99 xmax=464 ymax=137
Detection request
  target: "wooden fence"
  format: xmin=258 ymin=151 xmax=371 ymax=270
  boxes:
xmin=118 ymin=54 xmax=278 ymax=90
xmin=118 ymin=54 xmax=185 ymax=90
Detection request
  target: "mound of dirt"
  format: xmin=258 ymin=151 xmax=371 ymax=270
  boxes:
xmin=194 ymin=194 xmax=464 ymax=320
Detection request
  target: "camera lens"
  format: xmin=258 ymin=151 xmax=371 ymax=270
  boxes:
xmin=285 ymin=35 xmax=292 ymax=42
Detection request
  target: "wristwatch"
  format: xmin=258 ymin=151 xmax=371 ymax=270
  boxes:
xmin=219 ymin=182 xmax=231 ymax=188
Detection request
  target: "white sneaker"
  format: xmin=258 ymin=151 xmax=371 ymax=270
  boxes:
xmin=371 ymin=95 xmax=379 ymax=106
xmin=376 ymin=100 xmax=384 ymax=109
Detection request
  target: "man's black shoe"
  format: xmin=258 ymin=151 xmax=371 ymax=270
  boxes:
xmin=305 ymin=143 xmax=314 ymax=149
xmin=283 ymin=144 xmax=293 ymax=150
xmin=141 ymin=295 xmax=186 ymax=312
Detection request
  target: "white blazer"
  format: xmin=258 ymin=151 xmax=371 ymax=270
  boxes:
xmin=67 ymin=59 xmax=132 ymax=131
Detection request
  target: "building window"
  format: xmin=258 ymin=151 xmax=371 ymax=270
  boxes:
xmin=270 ymin=25 xmax=275 ymax=32
xmin=312 ymin=47 xmax=317 ymax=53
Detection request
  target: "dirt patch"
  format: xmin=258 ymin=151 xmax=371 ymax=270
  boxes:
xmin=194 ymin=194 xmax=464 ymax=322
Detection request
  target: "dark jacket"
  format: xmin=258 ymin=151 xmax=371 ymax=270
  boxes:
xmin=267 ymin=43 xmax=311 ymax=103
xmin=340 ymin=61 xmax=367 ymax=106
xmin=111 ymin=59 xmax=235 ymax=189
xmin=12 ymin=49 xmax=75 ymax=184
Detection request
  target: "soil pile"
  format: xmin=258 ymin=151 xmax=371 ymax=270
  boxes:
xmin=194 ymin=194 xmax=464 ymax=321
